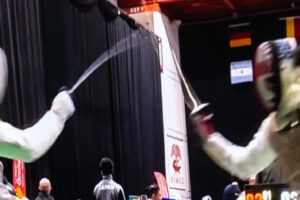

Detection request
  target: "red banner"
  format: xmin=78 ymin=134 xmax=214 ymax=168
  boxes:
xmin=154 ymin=171 xmax=169 ymax=198
xmin=13 ymin=160 xmax=26 ymax=198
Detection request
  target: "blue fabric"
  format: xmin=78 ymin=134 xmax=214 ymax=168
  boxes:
xmin=222 ymin=183 xmax=241 ymax=200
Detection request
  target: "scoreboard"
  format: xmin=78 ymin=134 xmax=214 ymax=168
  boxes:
xmin=245 ymin=184 xmax=298 ymax=200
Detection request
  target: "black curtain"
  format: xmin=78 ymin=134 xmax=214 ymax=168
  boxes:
xmin=0 ymin=0 xmax=165 ymax=199
xmin=107 ymin=19 xmax=164 ymax=195
xmin=179 ymin=10 xmax=300 ymax=200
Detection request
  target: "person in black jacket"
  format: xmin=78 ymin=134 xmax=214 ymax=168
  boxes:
xmin=93 ymin=157 xmax=125 ymax=200
xmin=34 ymin=178 xmax=54 ymax=200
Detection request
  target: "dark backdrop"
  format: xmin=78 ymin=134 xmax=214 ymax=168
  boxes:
xmin=0 ymin=0 xmax=165 ymax=199
xmin=179 ymin=10 xmax=300 ymax=200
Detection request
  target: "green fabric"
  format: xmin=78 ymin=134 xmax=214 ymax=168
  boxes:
xmin=0 ymin=141 xmax=32 ymax=162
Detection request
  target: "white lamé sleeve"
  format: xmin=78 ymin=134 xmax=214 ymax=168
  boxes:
xmin=0 ymin=91 xmax=75 ymax=162
xmin=203 ymin=114 xmax=278 ymax=180
xmin=0 ymin=193 xmax=18 ymax=200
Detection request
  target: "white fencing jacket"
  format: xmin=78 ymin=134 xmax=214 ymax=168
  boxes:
xmin=203 ymin=113 xmax=278 ymax=180
xmin=203 ymin=111 xmax=300 ymax=189
xmin=0 ymin=91 xmax=75 ymax=162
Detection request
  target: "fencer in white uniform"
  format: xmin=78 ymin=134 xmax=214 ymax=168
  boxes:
xmin=0 ymin=48 xmax=75 ymax=199
xmin=0 ymin=48 xmax=75 ymax=162
xmin=192 ymin=38 xmax=300 ymax=190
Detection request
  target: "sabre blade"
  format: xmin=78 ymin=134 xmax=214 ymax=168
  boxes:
xmin=68 ymin=32 xmax=138 ymax=94
xmin=171 ymin=50 xmax=204 ymax=112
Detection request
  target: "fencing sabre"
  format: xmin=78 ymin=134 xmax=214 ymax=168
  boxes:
xmin=171 ymin=50 xmax=210 ymax=116
xmin=68 ymin=32 xmax=138 ymax=94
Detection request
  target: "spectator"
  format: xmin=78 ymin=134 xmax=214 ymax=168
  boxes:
xmin=145 ymin=183 xmax=161 ymax=200
xmin=94 ymin=157 xmax=125 ymax=200
xmin=35 ymin=178 xmax=54 ymax=200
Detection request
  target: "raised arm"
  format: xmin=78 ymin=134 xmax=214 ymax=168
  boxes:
xmin=0 ymin=91 xmax=75 ymax=162
xmin=193 ymin=112 xmax=278 ymax=180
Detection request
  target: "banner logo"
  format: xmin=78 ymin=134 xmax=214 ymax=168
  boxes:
xmin=171 ymin=144 xmax=181 ymax=173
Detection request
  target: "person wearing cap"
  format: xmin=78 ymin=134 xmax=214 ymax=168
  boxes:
xmin=93 ymin=157 xmax=125 ymax=200
xmin=34 ymin=178 xmax=54 ymax=200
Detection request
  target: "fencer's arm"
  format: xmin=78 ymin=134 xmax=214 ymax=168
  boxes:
xmin=202 ymin=113 xmax=278 ymax=180
xmin=0 ymin=91 xmax=75 ymax=162
xmin=0 ymin=193 xmax=19 ymax=200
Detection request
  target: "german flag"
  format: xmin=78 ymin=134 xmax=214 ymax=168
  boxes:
xmin=230 ymin=32 xmax=251 ymax=48
xmin=286 ymin=17 xmax=300 ymax=38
